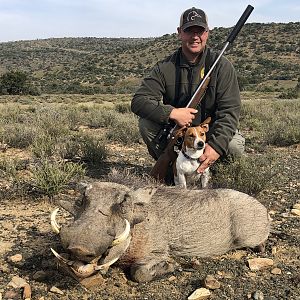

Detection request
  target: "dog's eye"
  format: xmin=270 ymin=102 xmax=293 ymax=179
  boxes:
xmin=200 ymin=132 xmax=204 ymax=136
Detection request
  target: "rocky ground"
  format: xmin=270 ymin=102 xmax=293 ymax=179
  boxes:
xmin=0 ymin=142 xmax=299 ymax=300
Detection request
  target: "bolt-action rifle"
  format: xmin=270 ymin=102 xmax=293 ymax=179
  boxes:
xmin=150 ymin=5 xmax=254 ymax=182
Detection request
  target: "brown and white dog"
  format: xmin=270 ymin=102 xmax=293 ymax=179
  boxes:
xmin=173 ymin=118 xmax=211 ymax=189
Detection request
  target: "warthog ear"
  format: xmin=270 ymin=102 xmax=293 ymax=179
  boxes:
xmin=130 ymin=187 xmax=157 ymax=203
xmin=57 ymin=199 xmax=81 ymax=216
xmin=118 ymin=187 xmax=157 ymax=225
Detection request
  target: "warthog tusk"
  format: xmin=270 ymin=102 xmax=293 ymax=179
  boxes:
xmin=51 ymin=248 xmax=97 ymax=278
xmin=94 ymin=256 xmax=120 ymax=271
xmin=70 ymin=261 xmax=96 ymax=278
xmin=51 ymin=233 xmax=132 ymax=279
xmin=51 ymin=248 xmax=73 ymax=265
xmin=111 ymin=219 xmax=130 ymax=246
xmin=95 ymin=236 xmax=131 ymax=271
xmin=50 ymin=208 xmax=61 ymax=234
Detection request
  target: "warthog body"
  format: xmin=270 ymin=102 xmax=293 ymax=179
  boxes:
xmin=57 ymin=182 xmax=270 ymax=282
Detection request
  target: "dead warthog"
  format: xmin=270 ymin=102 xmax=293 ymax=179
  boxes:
xmin=51 ymin=182 xmax=270 ymax=282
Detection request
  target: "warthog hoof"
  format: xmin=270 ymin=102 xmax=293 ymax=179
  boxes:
xmin=253 ymin=242 xmax=266 ymax=253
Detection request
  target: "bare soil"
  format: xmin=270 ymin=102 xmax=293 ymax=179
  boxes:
xmin=0 ymin=143 xmax=299 ymax=300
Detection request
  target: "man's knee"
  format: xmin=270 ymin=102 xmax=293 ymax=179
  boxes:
xmin=138 ymin=118 xmax=166 ymax=160
xmin=227 ymin=130 xmax=245 ymax=157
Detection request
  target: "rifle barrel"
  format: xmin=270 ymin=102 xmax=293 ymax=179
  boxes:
xmin=186 ymin=5 xmax=254 ymax=108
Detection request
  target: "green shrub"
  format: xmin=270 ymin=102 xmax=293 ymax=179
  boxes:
xmin=240 ymin=99 xmax=300 ymax=149
xmin=57 ymin=132 xmax=108 ymax=164
xmin=31 ymin=134 xmax=58 ymax=158
xmin=79 ymin=134 xmax=108 ymax=164
xmin=1 ymin=124 xmax=39 ymax=148
xmin=0 ymin=158 xmax=19 ymax=179
xmin=114 ymin=102 xmax=131 ymax=114
xmin=211 ymin=154 xmax=279 ymax=196
xmin=34 ymin=107 xmax=70 ymax=138
xmin=58 ymin=135 xmax=82 ymax=160
xmin=105 ymin=113 xmax=141 ymax=144
xmin=264 ymin=120 xmax=300 ymax=146
xmin=31 ymin=159 xmax=85 ymax=197
xmin=278 ymin=88 xmax=299 ymax=99
xmin=86 ymin=108 xmax=119 ymax=128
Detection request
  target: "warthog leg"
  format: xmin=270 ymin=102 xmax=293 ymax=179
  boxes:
xmin=253 ymin=241 xmax=266 ymax=253
xmin=130 ymin=256 xmax=176 ymax=282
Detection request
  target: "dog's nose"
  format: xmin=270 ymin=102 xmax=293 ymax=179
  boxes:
xmin=197 ymin=141 xmax=204 ymax=149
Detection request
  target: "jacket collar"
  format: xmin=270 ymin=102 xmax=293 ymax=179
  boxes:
xmin=177 ymin=46 xmax=208 ymax=68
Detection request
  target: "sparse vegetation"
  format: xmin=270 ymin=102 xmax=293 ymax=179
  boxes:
xmin=211 ymin=154 xmax=279 ymax=196
xmin=0 ymin=93 xmax=298 ymax=199
xmin=31 ymin=159 xmax=85 ymax=197
xmin=0 ymin=22 xmax=299 ymax=94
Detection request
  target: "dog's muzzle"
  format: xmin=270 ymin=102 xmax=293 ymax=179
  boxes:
xmin=197 ymin=141 xmax=205 ymax=150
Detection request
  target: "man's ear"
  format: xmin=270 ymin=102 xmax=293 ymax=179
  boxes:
xmin=177 ymin=27 xmax=183 ymax=40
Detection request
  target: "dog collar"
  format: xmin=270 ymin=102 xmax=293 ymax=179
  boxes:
xmin=182 ymin=150 xmax=201 ymax=163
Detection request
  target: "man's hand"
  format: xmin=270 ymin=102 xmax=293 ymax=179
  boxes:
xmin=169 ymin=108 xmax=198 ymax=127
xmin=197 ymin=144 xmax=220 ymax=173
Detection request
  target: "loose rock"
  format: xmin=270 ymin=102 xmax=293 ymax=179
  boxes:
xmin=4 ymin=290 xmax=18 ymax=300
xmin=188 ymin=288 xmax=211 ymax=300
xmin=8 ymin=276 xmax=27 ymax=288
xmin=293 ymin=203 xmax=300 ymax=210
xmin=248 ymin=258 xmax=274 ymax=271
xmin=291 ymin=209 xmax=300 ymax=216
xmin=32 ymin=271 xmax=47 ymax=282
xmin=252 ymin=290 xmax=264 ymax=299
xmin=8 ymin=254 xmax=23 ymax=263
xmin=49 ymin=286 xmax=64 ymax=295
xmin=203 ymin=275 xmax=221 ymax=289
xmin=271 ymin=267 xmax=282 ymax=275
xmin=168 ymin=275 xmax=177 ymax=282
xmin=79 ymin=274 xmax=105 ymax=289
xmin=23 ymin=283 xmax=31 ymax=300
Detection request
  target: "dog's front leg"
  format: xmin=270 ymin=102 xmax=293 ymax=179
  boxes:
xmin=200 ymin=168 xmax=211 ymax=188
xmin=174 ymin=171 xmax=187 ymax=189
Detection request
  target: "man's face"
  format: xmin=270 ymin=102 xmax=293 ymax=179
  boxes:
xmin=178 ymin=25 xmax=209 ymax=57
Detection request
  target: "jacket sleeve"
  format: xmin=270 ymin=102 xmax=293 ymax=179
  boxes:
xmin=207 ymin=57 xmax=241 ymax=156
xmin=131 ymin=64 xmax=174 ymax=124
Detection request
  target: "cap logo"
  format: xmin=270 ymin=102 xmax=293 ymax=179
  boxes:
xmin=187 ymin=11 xmax=202 ymax=22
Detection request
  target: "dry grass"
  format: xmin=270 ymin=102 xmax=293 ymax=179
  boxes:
xmin=0 ymin=92 xmax=299 ymax=198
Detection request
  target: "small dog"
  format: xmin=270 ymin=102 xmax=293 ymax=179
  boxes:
xmin=173 ymin=118 xmax=211 ymax=189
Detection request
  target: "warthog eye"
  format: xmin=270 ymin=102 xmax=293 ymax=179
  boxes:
xmin=107 ymin=228 xmax=115 ymax=237
xmin=98 ymin=208 xmax=109 ymax=216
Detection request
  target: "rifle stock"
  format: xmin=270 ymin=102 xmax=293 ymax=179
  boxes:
xmin=149 ymin=5 xmax=254 ymax=183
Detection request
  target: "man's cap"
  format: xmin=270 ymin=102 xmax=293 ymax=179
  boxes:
xmin=179 ymin=7 xmax=208 ymax=31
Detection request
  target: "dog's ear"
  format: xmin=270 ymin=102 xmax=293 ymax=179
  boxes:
xmin=200 ymin=117 xmax=211 ymax=132
xmin=201 ymin=117 xmax=211 ymax=125
xmin=175 ymin=126 xmax=188 ymax=138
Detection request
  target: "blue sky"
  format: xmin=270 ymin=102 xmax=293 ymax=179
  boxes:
xmin=0 ymin=0 xmax=299 ymax=42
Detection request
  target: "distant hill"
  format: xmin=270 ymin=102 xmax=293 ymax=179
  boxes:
xmin=0 ymin=22 xmax=299 ymax=94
